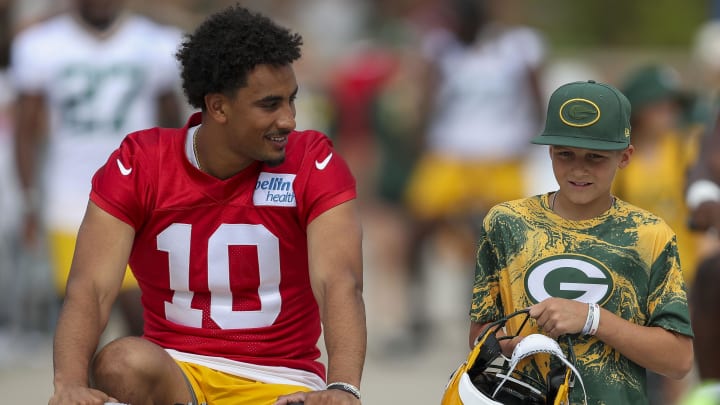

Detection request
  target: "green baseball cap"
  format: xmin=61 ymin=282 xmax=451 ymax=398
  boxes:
xmin=621 ymin=64 xmax=690 ymax=113
xmin=532 ymin=80 xmax=631 ymax=151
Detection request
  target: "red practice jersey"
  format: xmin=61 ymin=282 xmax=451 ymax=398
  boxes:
xmin=90 ymin=113 xmax=356 ymax=379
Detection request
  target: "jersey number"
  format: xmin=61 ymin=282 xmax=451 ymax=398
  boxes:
xmin=58 ymin=64 xmax=144 ymax=133
xmin=157 ymin=223 xmax=281 ymax=329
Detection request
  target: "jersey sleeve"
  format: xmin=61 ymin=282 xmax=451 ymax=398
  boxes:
xmin=90 ymin=133 xmax=156 ymax=229
xmin=146 ymin=24 xmax=183 ymax=94
xmin=295 ymin=132 xmax=356 ymax=226
xmin=506 ymin=27 xmax=546 ymax=70
xmin=646 ymin=231 xmax=694 ymax=337
xmin=9 ymin=27 xmax=50 ymax=92
xmin=470 ymin=207 xmax=505 ymax=324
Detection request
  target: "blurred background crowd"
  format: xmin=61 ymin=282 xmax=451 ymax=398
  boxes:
xmin=1 ymin=0 xmax=720 ymax=404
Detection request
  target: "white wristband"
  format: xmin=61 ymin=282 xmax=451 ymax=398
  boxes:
xmin=686 ymin=179 xmax=720 ymax=210
xmin=588 ymin=303 xmax=600 ymax=335
xmin=326 ymin=382 xmax=361 ymax=400
xmin=581 ymin=303 xmax=592 ymax=335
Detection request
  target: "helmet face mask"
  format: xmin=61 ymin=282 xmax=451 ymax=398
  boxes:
xmin=470 ymin=366 xmax=546 ymax=404
xmin=442 ymin=310 xmax=586 ymax=405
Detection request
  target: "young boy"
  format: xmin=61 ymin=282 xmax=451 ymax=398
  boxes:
xmin=469 ymin=80 xmax=694 ymax=404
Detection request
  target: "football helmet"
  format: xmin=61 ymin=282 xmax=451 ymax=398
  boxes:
xmin=442 ymin=309 xmax=587 ymax=405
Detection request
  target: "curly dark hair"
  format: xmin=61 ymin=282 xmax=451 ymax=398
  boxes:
xmin=176 ymin=5 xmax=303 ymax=110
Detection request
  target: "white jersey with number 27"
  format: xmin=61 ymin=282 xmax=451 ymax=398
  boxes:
xmin=10 ymin=13 xmax=182 ymax=231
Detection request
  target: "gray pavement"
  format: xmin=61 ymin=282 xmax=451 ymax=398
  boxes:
xmin=0 ymin=262 xmax=473 ymax=405
xmin=0 ymin=317 xmax=469 ymax=405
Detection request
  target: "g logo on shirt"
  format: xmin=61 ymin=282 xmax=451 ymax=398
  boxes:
xmin=524 ymin=254 xmax=613 ymax=305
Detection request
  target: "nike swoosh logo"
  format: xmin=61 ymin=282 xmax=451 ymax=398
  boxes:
xmin=116 ymin=158 xmax=132 ymax=176
xmin=315 ymin=152 xmax=333 ymax=170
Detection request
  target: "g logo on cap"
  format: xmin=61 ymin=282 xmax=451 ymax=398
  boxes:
xmin=559 ymin=98 xmax=600 ymax=128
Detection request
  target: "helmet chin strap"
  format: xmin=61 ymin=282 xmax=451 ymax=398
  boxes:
xmin=491 ymin=334 xmax=588 ymax=405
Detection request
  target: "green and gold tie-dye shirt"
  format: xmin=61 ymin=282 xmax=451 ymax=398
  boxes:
xmin=471 ymin=193 xmax=693 ymax=405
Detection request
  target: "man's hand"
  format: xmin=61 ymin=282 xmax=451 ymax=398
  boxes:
xmin=529 ymin=297 xmax=588 ymax=339
xmin=49 ymin=385 xmax=118 ymax=405
xmin=274 ymin=388 xmax=361 ymax=405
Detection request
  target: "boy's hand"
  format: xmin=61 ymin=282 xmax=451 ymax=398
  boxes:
xmin=529 ymin=298 xmax=588 ymax=339
xmin=498 ymin=335 xmax=524 ymax=357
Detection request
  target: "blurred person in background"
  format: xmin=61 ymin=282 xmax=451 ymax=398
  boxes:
xmin=321 ymin=0 xmax=433 ymax=354
xmin=678 ymin=252 xmax=720 ymax=405
xmin=10 ymin=0 xmax=184 ymax=337
xmin=0 ymin=0 xmax=57 ymax=336
xmin=686 ymin=20 xmax=720 ymax=253
xmin=690 ymin=20 xmax=720 ymax=132
xmin=685 ymin=27 xmax=720 ymax=404
xmin=401 ymin=0 xmax=546 ymax=349
xmin=0 ymin=0 xmax=22 ymax=332
xmin=616 ymin=64 xmax=702 ymax=285
xmin=615 ymin=63 xmax=704 ymax=405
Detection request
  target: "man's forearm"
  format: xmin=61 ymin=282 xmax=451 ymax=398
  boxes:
xmin=14 ymin=95 xmax=44 ymax=194
xmin=322 ymin=284 xmax=366 ymax=388
xmin=52 ymin=293 xmax=106 ymax=389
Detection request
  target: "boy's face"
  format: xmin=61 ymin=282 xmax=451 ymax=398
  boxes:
xmin=549 ymin=145 xmax=634 ymax=218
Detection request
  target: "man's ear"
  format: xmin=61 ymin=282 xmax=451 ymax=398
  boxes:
xmin=204 ymin=93 xmax=228 ymax=124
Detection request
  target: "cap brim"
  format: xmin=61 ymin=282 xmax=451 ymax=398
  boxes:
xmin=531 ymin=134 xmax=629 ymax=151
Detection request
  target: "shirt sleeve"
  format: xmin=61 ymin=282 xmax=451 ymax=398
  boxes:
xmin=646 ymin=233 xmax=694 ymax=337
xmin=146 ymin=24 xmax=183 ymax=94
xmin=90 ymin=133 xmax=155 ymax=229
xmin=507 ymin=27 xmax=546 ymax=70
xmin=296 ymin=132 xmax=357 ymax=226
xmin=471 ymin=210 xmax=504 ymax=324
xmin=9 ymin=27 xmax=49 ymax=92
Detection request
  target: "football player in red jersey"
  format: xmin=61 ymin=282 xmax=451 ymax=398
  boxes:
xmin=49 ymin=5 xmax=365 ymax=405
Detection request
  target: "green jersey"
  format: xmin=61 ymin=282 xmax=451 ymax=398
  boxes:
xmin=471 ymin=193 xmax=693 ymax=405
